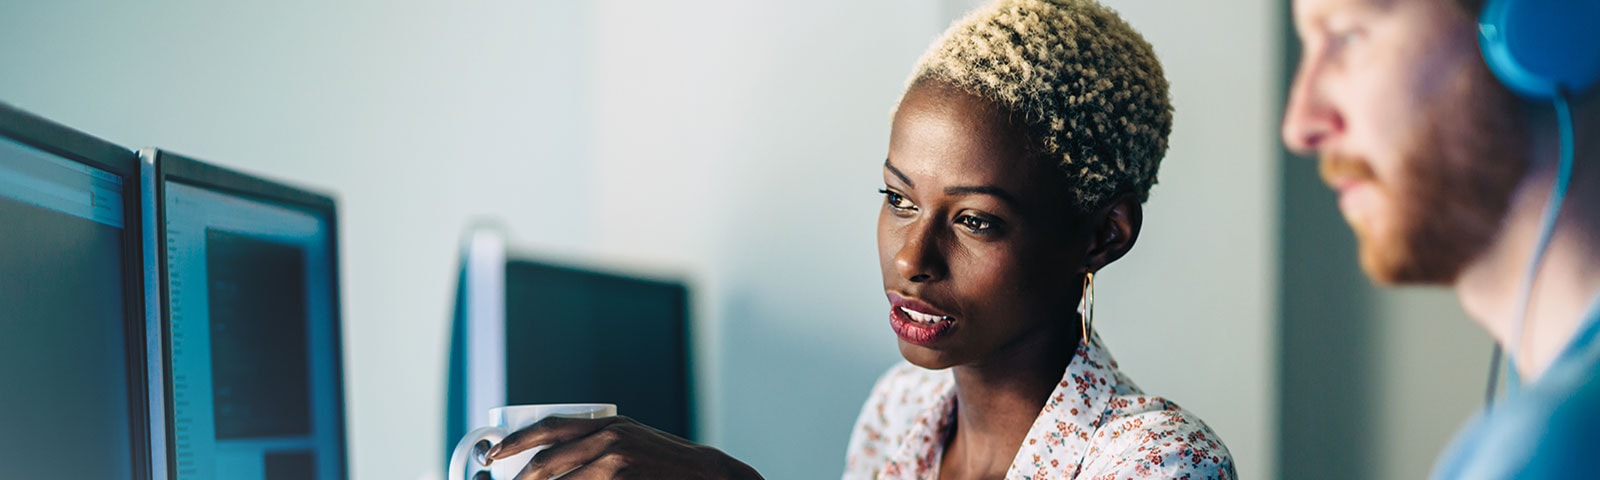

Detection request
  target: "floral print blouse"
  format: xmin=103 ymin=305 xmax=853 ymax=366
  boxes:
xmin=843 ymin=331 xmax=1236 ymax=480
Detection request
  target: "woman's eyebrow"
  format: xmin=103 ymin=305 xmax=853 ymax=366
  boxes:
xmin=884 ymin=159 xmax=913 ymax=186
xmin=886 ymin=159 xmax=1019 ymax=207
xmin=945 ymin=185 xmax=1019 ymax=207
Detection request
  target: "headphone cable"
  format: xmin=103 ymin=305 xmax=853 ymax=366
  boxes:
xmin=1485 ymin=88 xmax=1576 ymax=406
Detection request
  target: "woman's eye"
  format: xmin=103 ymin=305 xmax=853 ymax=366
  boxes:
xmin=879 ymin=189 xmax=914 ymax=211
xmin=956 ymin=214 xmax=996 ymax=234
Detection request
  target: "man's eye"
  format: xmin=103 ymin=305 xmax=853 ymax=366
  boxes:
xmin=879 ymin=189 xmax=914 ymax=210
xmin=1329 ymin=28 xmax=1364 ymax=53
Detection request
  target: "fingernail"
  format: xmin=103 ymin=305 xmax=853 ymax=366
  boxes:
xmin=486 ymin=444 xmax=501 ymax=459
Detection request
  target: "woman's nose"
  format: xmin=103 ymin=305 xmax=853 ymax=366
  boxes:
xmin=894 ymin=221 xmax=945 ymax=283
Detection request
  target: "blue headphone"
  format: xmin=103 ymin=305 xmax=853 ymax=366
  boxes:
xmin=1478 ymin=0 xmax=1600 ymax=100
xmin=1478 ymin=0 xmax=1597 ymax=406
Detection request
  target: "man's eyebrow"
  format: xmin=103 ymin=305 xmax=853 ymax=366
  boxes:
xmin=884 ymin=159 xmax=912 ymax=186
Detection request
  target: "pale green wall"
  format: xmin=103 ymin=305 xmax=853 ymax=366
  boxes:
xmin=0 ymin=1 xmax=1283 ymax=478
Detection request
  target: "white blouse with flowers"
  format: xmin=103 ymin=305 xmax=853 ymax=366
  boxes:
xmin=842 ymin=331 xmax=1236 ymax=480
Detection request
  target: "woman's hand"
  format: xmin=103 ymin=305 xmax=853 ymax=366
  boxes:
xmin=485 ymin=415 xmax=763 ymax=480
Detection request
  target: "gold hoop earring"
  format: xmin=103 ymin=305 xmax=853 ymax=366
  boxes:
xmin=1081 ymin=271 xmax=1095 ymax=341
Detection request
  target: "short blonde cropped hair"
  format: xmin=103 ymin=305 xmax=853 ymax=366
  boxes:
xmin=909 ymin=0 xmax=1172 ymax=213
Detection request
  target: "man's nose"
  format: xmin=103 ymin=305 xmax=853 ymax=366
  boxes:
xmin=1282 ymin=62 xmax=1345 ymax=155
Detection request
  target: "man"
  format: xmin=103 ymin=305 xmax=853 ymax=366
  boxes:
xmin=1282 ymin=0 xmax=1598 ymax=477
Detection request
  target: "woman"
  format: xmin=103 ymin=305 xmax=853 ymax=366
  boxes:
xmin=485 ymin=0 xmax=1235 ymax=478
xmin=844 ymin=0 xmax=1234 ymax=478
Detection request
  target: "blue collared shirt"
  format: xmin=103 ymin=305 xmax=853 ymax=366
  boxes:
xmin=1431 ymin=295 xmax=1600 ymax=479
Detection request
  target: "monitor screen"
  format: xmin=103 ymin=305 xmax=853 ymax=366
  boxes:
xmin=445 ymin=231 xmax=693 ymax=459
xmin=502 ymin=260 xmax=692 ymax=439
xmin=159 ymin=171 xmax=343 ymax=480
xmin=0 ymin=125 xmax=143 ymax=479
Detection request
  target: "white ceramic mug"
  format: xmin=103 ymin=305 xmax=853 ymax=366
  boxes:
xmin=448 ymin=403 xmax=618 ymax=480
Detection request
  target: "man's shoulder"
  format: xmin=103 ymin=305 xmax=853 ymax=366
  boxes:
xmin=1438 ymin=353 xmax=1600 ymax=479
xmin=1500 ymin=358 xmax=1600 ymax=478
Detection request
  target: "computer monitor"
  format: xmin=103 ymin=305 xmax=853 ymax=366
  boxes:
xmin=143 ymin=150 xmax=347 ymax=480
xmin=0 ymin=103 xmax=155 ymax=480
xmin=445 ymin=229 xmax=694 ymax=459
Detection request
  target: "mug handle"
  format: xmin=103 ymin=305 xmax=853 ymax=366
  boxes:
xmin=449 ymin=426 xmax=508 ymax=480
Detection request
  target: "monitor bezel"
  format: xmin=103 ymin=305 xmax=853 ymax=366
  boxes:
xmin=462 ymin=227 xmax=507 ymax=436
xmin=0 ymin=102 xmax=156 ymax=480
xmin=142 ymin=148 xmax=348 ymax=480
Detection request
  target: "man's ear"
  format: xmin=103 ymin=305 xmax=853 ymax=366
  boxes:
xmin=1083 ymin=194 xmax=1143 ymax=272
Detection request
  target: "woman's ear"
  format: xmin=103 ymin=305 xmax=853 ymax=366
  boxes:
xmin=1083 ymin=193 xmax=1143 ymax=272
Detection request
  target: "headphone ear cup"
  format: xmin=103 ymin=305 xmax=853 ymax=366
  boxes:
xmin=1479 ymin=0 xmax=1600 ymax=100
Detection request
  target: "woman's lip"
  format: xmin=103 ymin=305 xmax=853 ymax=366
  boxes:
xmin=889 ymin=304 xmax=956 ymax=346
xmin=885 ymin=291 xmax=957 ymax=347
xmin=886 ymin=291 xmax=953 ymax=318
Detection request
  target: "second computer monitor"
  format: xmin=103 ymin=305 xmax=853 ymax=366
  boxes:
xmin=446 ymin=230 xmax=694 ymax=458
xmin=144 ymin=150 xmax=347 ymax=480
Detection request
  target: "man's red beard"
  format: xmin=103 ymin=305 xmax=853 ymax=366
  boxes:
xmin=1319 ymin=61 xmax=1529 ymax=285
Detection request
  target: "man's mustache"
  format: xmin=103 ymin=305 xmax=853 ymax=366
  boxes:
xmin=1319 ymin=153 xmax=1378 ymax=189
